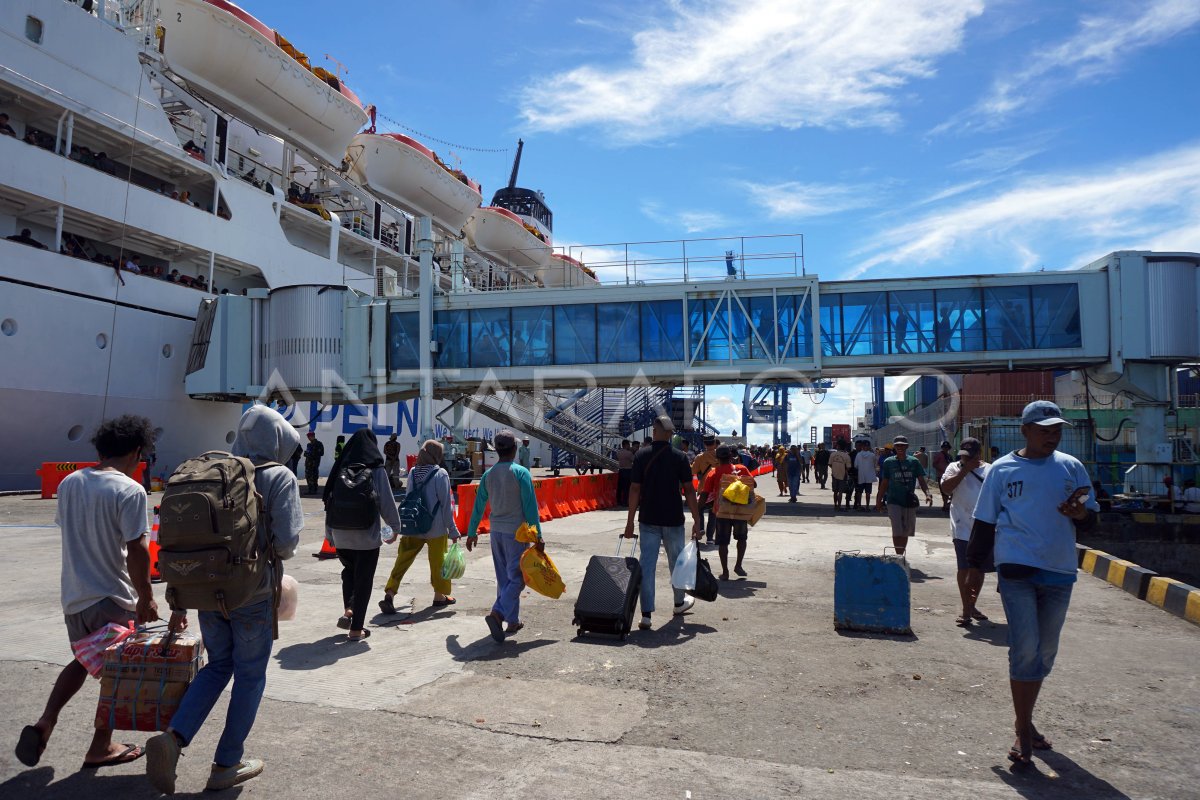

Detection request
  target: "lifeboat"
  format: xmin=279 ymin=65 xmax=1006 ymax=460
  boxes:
xmin=157 ymin=0 xmax=369 ymax=165
xmin=346 ymin=133 xmax=481 ymax=234
xmin=465 ymin=207 xmax=552 ymax=272
xmin=545 ymin=253 xmax=600 ymax=288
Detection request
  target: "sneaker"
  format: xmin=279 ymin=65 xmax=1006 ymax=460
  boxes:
xmin=146 ymin=731 xmax=181 ymax=795
xmin=206 ymin=759 xmax=264 ymax=791
xmin=638 ymin=614 xmax=652 ymax=630
xmin=673 ymin=597 xmax=695 ymax=615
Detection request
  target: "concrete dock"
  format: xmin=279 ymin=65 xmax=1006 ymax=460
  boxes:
xmin=0 ymin=481 xmax=1197 ymax=799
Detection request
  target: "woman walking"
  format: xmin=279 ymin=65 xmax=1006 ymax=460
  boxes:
xmin=774 ymin=445 xmax=789 ymax=497
xmin=379 ymin=439 xmax=459 ymax=613
xmin=324 ymin=429 xmax=400 ymax=641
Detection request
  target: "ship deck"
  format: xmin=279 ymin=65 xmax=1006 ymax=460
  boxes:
xmin=0 ymin=483 xmax=1196 ymax=798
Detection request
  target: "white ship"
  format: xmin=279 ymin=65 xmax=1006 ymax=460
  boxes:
xmin=0 ymin=0 xmax=583 ymax=489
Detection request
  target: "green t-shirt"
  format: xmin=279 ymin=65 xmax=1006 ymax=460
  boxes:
xmin=882 ymin=455 xmax=925 ymax=506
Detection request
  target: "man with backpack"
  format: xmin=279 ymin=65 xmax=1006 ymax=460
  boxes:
xmin=465 ymin=430 xmax=544 ymax=643
xmin=16 ymin=415 xmax=158 ymax=771
xmin=146 ymin=405 xmax=304 ymax=793
xmin=303 ymin=431 xmax=324 ymax=495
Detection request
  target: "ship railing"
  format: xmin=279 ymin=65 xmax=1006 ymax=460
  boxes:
xmin=567 ymin=233 xmax=806 ymax=286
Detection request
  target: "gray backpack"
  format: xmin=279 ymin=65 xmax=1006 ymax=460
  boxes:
xmin=158 ymin=451 xmax=278 ymax=619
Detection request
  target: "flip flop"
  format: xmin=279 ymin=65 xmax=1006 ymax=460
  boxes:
xmin=432 ymin=597 xmax=457 ymax=607
xmin=82 ymin=743 xmax=144 ymax=769
xmin=485 ymin=613 xmax=504 ymax=643
xmin=16 ymin=725 xmax=46 ymax=767
xmin=504 ymin=623 xmax=524 ymax=638
xmin=1006 ymin=746 xmax=1032 ymax=766
xmin=1031 ymin=732 xmax=1053 ymax=751
xmin=347 ymin=629 xmax=371 ymax=641
xmin=970 ymin=609 xmax=990 ymax=622
xmin=955 ymin=616 xmax=973 ymax=627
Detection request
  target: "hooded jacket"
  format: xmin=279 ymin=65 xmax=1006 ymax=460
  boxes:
xmin=324 ymin=429 xmax=402 ymax=550
xmin=231 ymin=405 xmax=305 ymax=602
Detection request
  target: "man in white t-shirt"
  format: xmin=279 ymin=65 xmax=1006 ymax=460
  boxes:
xmin=852 ymin=440 xmax=878 ymax=511
xmin=939 ymin=437 xmax=992 ymax=626
xmin=1183 ymin=479 xmax=1200 ymax=513
xmin=965 ymin=401 xmax=1099 ymax=766
xmin=16 ymin=416 xmax=158 ymax=770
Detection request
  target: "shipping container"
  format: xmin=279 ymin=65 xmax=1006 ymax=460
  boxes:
xmin=960 ymin=371 xmax=1056 ymax=419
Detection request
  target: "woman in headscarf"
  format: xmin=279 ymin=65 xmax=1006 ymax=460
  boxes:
xmin=323 ymin=429 xmax=400 ymax=641
xmin=378 ymin=439 xmax=459 ymax=613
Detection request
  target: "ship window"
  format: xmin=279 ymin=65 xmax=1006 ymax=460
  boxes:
xmin=67 ymin=425 xmax=84 ymax=442
xmin=96 ymin=333 xmax=108 ymax=350
xmin=0 ymin=319 xmax=15 ymax=336
xmin=25 ymin=17 xmax=43 ymax=44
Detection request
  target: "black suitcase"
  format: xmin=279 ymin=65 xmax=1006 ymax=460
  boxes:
xmin=573 ymin=539 xmax=642 ymax=640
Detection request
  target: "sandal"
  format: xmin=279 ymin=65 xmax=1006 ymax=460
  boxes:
xmin=1007 ymin=745 xmax=1032 ymax=766
xmin=336 ymin=615 xmax=352 ymax=629
xmin=955 ymin=615 xmax=973 ymax=627
xmin=504 ymin=623 xmax=524 ymax=638
xmin=432 ymin=597 xmax=456 ymax=607
xmin=16 ymin=725 xmax=46 ymax=767
xmin=970 ymin=609 xmax=990 ymax=622
xmin=347 ymin=629 xmax=371 ymax=641
xmin=83 ymin=743 xmax=144 ymax=768
xmin=1031 ymin=729 xmax=1053 ymax=751
xmin=485 ymin=613 xmax=504 ymax=643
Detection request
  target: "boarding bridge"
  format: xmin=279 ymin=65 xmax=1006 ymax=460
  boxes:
xmin=186 ymin=249 xmax=1200 ymax=486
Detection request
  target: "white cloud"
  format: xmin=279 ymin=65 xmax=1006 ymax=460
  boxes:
xmin=640 ymin=201 xmax=728 ymax=233
xmin=742 ymin=180 xmax=877 ymax=220
xmin=937 ymin=0 xmax=1200 ymax=134
xmin=851 ymin=140 xmax=1200 ymax=277
xmin=519 ymin=0 xmax=984 ymax=141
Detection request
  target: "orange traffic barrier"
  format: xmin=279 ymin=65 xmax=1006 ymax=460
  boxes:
xmin=543 ymin=478 xmax=561 ymax=519
xmin=37 ymin=461 xmax=145 ymax=499
xmin=568 ymin=477 xmax=586 ymax=515
xmin=589 ymin=475 xmax=603 ymax=511
xmin=149 ymin=510 xmax=162 ymax=582
xmin=536 ymin=479 xmax=553 ymax=522
xmin=555 ymin=478 xmax=573 ymax=518
xmin=455 ymin=483 xmax=476 ymax=535
xmin=313 ymin=538 xmax=337 ymax=559
xmin=580 ymin=475 xmax=596 ymax=512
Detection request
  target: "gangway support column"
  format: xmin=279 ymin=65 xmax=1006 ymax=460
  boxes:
xmin=417 ymin=216 xmax=435 ymax=441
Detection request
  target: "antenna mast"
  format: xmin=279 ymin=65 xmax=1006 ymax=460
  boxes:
xmin=507 ymin=139 xmax=524 ymax=190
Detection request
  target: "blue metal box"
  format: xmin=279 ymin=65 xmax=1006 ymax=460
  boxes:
xmin=834 ymin=552 xmax=912 ymax=634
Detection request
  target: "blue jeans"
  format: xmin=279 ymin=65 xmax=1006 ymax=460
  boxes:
xmin=490 ymin=530 xmax=526 ymax=625
xmin=998 ymin=578 xmax=1073 ymax=681
xmin=170 ymin=599 xmax=274 ymax=766
xmin=787 ymin=472 xmax=801 ymax=500
xmin=638 ymin=524 xmax=686 ymax=614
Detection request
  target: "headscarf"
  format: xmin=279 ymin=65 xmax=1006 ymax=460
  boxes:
xmin=323 ymin=428 xmax=383 ymax=503
xmin=416 ymin=439 xmax=444 ymax=466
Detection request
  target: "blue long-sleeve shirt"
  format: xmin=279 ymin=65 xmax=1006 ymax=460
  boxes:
xmin=467 ymin=461 xmax=542 ymax=538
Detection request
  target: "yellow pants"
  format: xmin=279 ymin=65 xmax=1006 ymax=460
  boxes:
xmin=384 ymin=535 xmax=451 ymax=596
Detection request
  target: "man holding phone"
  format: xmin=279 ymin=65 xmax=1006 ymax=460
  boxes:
xmin=965 ymin=401 xmax=1098 ymax=767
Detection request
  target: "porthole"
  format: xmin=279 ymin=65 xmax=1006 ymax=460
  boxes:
xmin=25 ymin=16 xmax=43 ymax=44
xmin=162 ymin=344 xmax=172 ymax=358
xmin=67 ymin=425 xmax=84 ymax=441
xmin=96 ymin=333 xmax=108 ymax=349
xmin=1 ymin=318 xmax=15 ymax=336
xmin=225 ymin=431 xmax=236 ymax=445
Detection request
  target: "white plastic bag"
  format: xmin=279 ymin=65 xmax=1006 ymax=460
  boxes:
xmin=672 ymin=540 xmax=698 ymax=590
xmin=277 ymin=574 xmax=299 ymax=621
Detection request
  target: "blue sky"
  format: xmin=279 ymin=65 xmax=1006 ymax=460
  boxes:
xmin=253 ymin=0 xmax=1200 ymax=440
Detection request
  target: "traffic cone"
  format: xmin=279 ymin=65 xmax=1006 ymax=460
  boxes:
xmin=149 ymin=511 xmax=162 ymax=582
xmin=313 ymin=538 xmax=338 ymax=559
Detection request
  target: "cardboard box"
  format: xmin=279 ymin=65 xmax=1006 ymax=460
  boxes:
xmin=716 ymin=474 xmax=766 ymax=525
xmin=95 ymin=676 xmax=189 ymax=731
xmin=102 ymin=629 xmax=204 ymax=684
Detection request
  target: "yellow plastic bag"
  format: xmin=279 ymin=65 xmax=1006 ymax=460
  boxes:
xmin=722 ymin=478 xmax=751 ymax=505
xmin=520 ymin=547 xmax=566 ymax=599
xmin=515 ymin=522 xmax=539 ymax=543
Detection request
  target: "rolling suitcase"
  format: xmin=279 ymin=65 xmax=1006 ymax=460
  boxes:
xmin=573 ymin=537 xmax=642 ymax=640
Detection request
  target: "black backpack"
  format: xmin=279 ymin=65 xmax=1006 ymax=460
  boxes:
xmin=325 ymin=463 xmax=378 ymax=530
xmin=399 ymin=468 xmax=441 ymax=536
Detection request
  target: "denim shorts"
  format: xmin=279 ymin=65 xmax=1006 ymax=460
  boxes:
xmin=998 ymin=576 xmax=1073 ymax=681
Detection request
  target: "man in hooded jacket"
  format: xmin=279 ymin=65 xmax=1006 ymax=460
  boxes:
xmin=146 ymin=405 xmax=304 ymax=794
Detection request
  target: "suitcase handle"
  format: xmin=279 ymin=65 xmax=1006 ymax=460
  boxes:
xmin=615 ymin=535 xmax=637 ymax=557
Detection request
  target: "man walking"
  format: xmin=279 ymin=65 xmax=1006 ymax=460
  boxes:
xmin=852 ymin=440 xmax=878 ymax=511
xmin=623 ymin=416 xmax=702 ymax=631
xmin=700 ymin=446 xmax=757 ymax=579
xmin=876 ymin=435 xmax=933 ymax=556
xmin=466 ymin=431 xmax=544 ymax=643
xmin=303 ymin=430 xmax=324 ymax=495
xmin=966 ymin=401 xmax=1099 ymax=765
xmin=828 ymin=440 xmax=853 ymax=511
xmin=147 ymin=405 xmax=304 ymax=793
xmin=798 ymin=445 xmax=812 ymax=483
xmin=615 ymin=439 xmax=635 ymax=507
xmin=517 ymin=436 xmax=532 ymax=470
xmin=915 ymin=446 xmax=929 ymax=472
xmin=931 ymin=441 xmax=953 ymax=512
xmin=813 ymin=442 xmax=830 ymax=489
xmin=16 ymin=416 xmax=158 ymax=770
xmin=383 ymin=433 xmax=402 ymax=489
xmin=691 ymin=436 xmax=719 ymax=545
xmin=939 ymin=437 xmax=992 ymax=626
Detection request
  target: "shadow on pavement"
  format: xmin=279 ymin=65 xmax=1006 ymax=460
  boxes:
xmin=273 ymin=634 xmax=376 ymax=670
xmin=445 ymin=633 xmax=554 ymax=662
xmin=909 ymin=568 xmax=943 ymax=583
xmin=717 ymin=580 xmax=767 ymax=599
xmin=369 ymin=606 xmax=455 ymax=628
xmin=834 ymin=628 xmax=920 ymax=643
xmin=0 ymin=765 xmax=238 ymax=799
xmin=961 ymin=620 xmax=1009 ymax=647
xmin=991 ymin=749 xmax=1134 ymax=799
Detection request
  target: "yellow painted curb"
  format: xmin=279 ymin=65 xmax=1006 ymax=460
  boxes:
xmin=1146 ymin=577 xmax=1181 ymax=609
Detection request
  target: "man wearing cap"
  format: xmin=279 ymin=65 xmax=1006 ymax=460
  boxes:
xmin=517 ymin=437 xmax=532 ymax=470
xmin=623 ymin=416 xmax=703 ymax=631
xmin=691 ymin=436 xmax=720 ymax=544
xmin=966 ymin=401 xmax=1099 ymax=765
xmin=466 ymin=430 xmax=544 ymax=643
xmin=931 ymin=441 xmax=953 ymax=512
xmin=876 ymin=436 xmax=933 ymax=555
xmin=939 ymin=437 xmax=992 ymax=625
